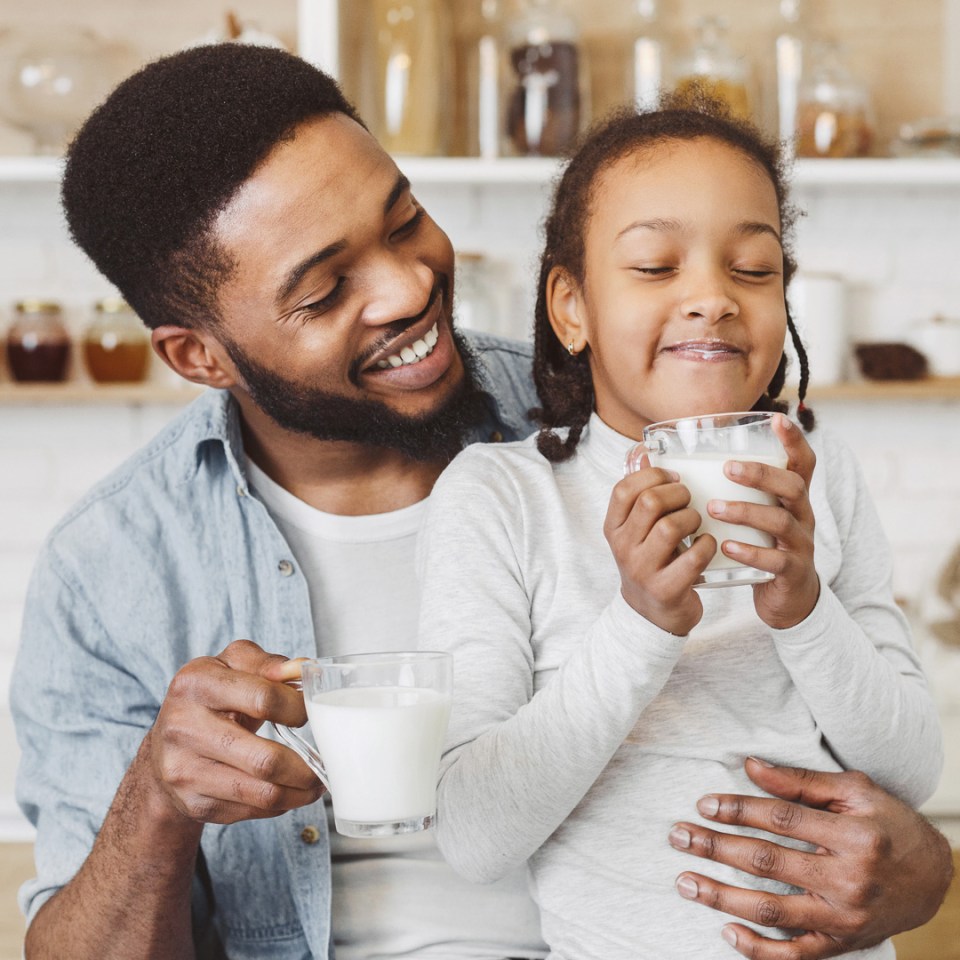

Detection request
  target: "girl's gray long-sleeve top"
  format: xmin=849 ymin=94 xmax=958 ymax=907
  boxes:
xmin=416 ymin=414 xmax=942 ymax=960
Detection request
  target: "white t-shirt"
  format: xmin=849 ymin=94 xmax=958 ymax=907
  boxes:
xmin=246 ymin=458 xmax=547 ymax=960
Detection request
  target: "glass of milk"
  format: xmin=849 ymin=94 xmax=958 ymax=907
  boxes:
xmin=625 ymin=411 xmax=788 ymax=589
xmin=272 ymin=651 xmax=452 ymax=838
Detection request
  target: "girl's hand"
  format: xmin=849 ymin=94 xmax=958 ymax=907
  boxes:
xmin=604 ymin=457 xmax=713 ymax=635
xmin=707 ymin=414 xmax=820 ymax=629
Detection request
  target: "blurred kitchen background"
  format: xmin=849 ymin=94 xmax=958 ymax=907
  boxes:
xmin=1 ymin=1 xmax=960 ymax=956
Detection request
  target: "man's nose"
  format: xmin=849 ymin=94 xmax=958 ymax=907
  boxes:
xmin=362 ymin=254 xmax=437 ymax=327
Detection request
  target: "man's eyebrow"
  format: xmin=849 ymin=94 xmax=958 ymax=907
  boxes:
xmin=276 ymin=239 xmax=348 ymax=306
xmin=275 ymin=174 xmax=412 ymax=307
xmin=384 ymin=174 xmax=411 ymax=215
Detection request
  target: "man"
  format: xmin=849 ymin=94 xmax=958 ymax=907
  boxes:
xmin=12 ymin=43 xmax=952 ymax=960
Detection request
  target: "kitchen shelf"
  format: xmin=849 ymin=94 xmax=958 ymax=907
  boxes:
xmin=2 ymin=378 xmax=959 ymax=407
xmin=5 ymin=155 xmax=960 ymax=188
xmin=0 ymin=382 xmax=203 ymax=406
xmin=802 ymin=376 xmax=960 ymax=402
xmin=0 ymin=156 xmax=63 ymax=182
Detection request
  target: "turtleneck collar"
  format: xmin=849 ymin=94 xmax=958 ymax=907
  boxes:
xmin=577 ymin=412 xmax=647 ymax=479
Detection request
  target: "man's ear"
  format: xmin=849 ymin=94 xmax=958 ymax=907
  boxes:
xmin=151 ymin=326 xmax=237 ymax=389
xmin=546 ymin=266 xmax=588 ymax=356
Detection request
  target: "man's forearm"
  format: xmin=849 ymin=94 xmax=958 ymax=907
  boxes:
xmin=25 ymin=734 xmax=204 ymax=960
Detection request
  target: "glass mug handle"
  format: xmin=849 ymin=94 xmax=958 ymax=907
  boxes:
xmin=270 ymin=680 xmax=331 ymax=791
xmin=623 ymin=436 xmax=666 ymax=476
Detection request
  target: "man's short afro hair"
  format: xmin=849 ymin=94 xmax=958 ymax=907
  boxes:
xmin=61 ymin=43 xmax=364 ymax=330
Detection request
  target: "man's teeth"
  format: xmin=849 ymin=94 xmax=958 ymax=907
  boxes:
xmin=376 ymin=323 xmax=439 ymax=369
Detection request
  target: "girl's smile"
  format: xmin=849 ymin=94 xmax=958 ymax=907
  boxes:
xmin=659 ymin=337 xmax=746 ymax=362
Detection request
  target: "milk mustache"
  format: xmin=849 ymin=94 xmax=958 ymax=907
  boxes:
xmin=306 ymin=686 xmax=452 ymax=823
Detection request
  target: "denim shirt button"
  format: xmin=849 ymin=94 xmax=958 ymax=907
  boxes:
xmin=300 ymin=824 xmax=320 ymax=844
xmin=277 ymin=559 xmax=295 ymax=577
xmin=489 ymin=430 xmax=504 ymax=443
xmin=236 ymin=484 xmax=247 ymax=497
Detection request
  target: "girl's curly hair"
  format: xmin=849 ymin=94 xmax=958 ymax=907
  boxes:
xmin=533 ymin=95 xmax=814 ymax=463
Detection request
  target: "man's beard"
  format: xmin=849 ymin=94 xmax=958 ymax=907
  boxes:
xmin=224 ymin=328 xmax=489 ymax=462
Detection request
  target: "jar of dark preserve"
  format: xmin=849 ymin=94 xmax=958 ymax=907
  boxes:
xmin=6 ymin=300 xmax=71 ymax=382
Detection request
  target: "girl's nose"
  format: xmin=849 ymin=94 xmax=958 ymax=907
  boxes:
xmin=679 ymin=273 xmax=739 ymax=324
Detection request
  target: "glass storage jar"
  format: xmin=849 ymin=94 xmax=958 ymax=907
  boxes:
xmin=82 ymin=297 xmax=150 ymax=383
xmin=673 ymin=16 xmax=752 ymax=122
xmin=364 ymin=0 xmax=451 ymax=156
xmin=505 ymin=0 xmax=584 ymax=157
xmin=459 ymin=0 xmax=509 ymax=158
xmin=629 ymin=0 xmax=665 ymax=113
xmin=795 ymin=41 xmax=873 ymax=158
xmin=6 ymin=299 xmax=71 ymax=382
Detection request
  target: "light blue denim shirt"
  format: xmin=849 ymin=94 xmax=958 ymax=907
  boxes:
xmin=12 ymin=332 xmax=539 ymax=960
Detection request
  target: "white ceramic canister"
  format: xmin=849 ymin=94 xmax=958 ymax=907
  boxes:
xmin=787 ymin=272 xmax=848 ymax=385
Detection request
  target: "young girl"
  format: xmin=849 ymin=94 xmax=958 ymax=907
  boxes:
xmin=416 ymin=102 xmax=943 ymax=959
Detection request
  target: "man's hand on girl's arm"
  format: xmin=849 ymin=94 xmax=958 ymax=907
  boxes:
xmin=667 ymin=758 xmax=953 ymax=959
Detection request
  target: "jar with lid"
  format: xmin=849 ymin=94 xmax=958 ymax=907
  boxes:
xmin=774 ymin=0 xmax=808 ymax=149
xmin=505 ymin=0 xmax=584 ymax=157
xmin=6 ymin=300 xmax=71 ymax=382
xmin=673 ymin=16 xmax=753 ymax=122
xmin=796 ymin=41 xmax=873 ymax=158
xmin=82 ymin=297 xmax=151 ymax=383
xmin=458 ymin=0 xmax=509 ymax=158
xmin=364 ymin=0 xmax=451 ymax=156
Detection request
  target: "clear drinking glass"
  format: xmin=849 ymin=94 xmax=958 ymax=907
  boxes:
xmin=625 ymin=412 xmax=787 ymax=588
xmin=273 ymin=651 xmax=453 ymax=838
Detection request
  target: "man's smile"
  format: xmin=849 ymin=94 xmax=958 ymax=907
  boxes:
xmin=375 ymin=322 xmax=440 ymax=368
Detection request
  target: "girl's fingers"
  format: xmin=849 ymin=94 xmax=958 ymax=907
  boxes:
xmin=603 ymin=467 xmax=690 ymax=539
xmin=723 ymin=458 xmax=808 ymax=508
xmin=707 ymin=501 xmax=803 ymax=545
xmin=773 ymin=413 xmax=817 ymax=487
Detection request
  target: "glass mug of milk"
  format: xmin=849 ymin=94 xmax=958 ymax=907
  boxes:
xmin=625 ymin=411 xmax=788 ymax=589
xmin=272 ymin=651 xmax=452 ymax=838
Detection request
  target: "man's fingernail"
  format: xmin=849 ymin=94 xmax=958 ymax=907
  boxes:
xmin=698 ymin=795 xmax=720 ymax=817
xmin=708 ymin=499 xmax=726 ymax=515
xmin=722 ymin=926 xmax=738 ymax=947
xmin=748 ymin=755 xmax=775 ymax=768
xmin=727 ymin=461 xmax=743 ymax=476
xmin=669 ymin=826 xmax=691 ymax=849
xmin=676 ymin=876 xmax=699 ymax=900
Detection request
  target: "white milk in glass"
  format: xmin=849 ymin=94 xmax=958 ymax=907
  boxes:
xmin=649 ymin=451 xmax=788 ymax=571
xmin=305 ymin=686 xmax=451 ymax=823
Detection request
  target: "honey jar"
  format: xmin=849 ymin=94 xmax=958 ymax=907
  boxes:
xmin=82 ymin=297 xmax=150 ymax=383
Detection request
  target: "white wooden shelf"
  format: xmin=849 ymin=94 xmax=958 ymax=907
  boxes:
xmin=5 ymin=154 xmax=960 ymax=188
xmin=0 ymin=156 xmax=63 ymax=182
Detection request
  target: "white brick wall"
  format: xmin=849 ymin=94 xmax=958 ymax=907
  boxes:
xmin=2 ymin=173 xmax=960 ymax=837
